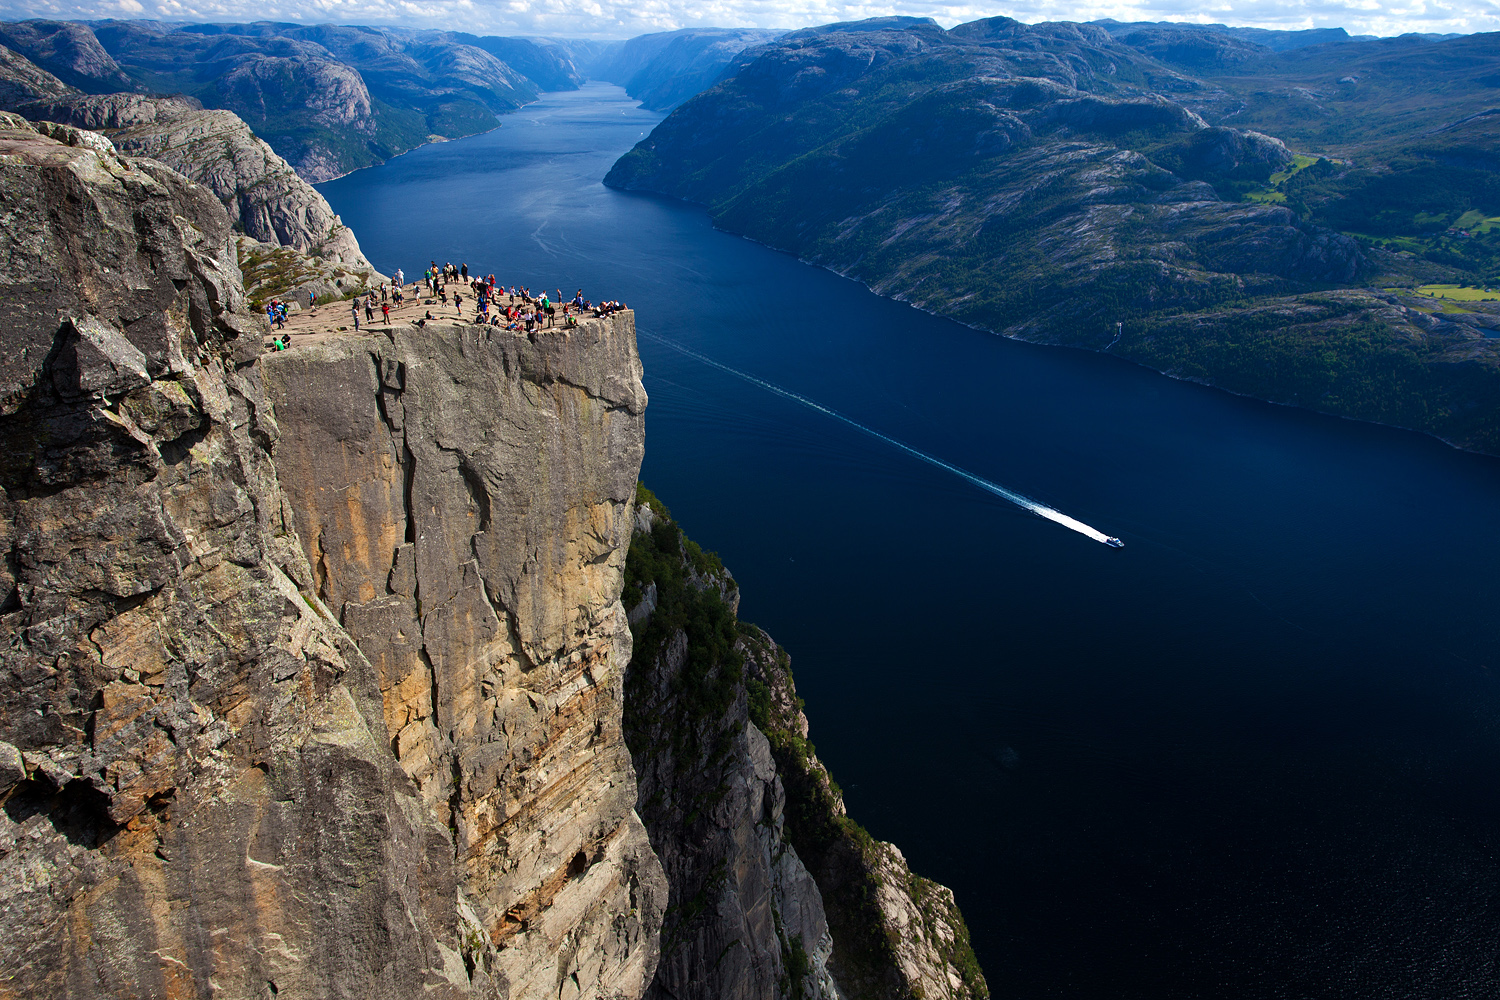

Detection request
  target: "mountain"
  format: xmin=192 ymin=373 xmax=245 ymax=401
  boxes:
xmin=594 ymin=27 xmax=784 ymax=111
xmin=0 ymin=18 xmax=136 ymax=91
xmin=606 ymin=17 xmax=1500 ymax=455
xmin=0 ymin=18 xmax=594 ymax=181
xmin=445 ymin=33 xmax=587 ymax=91
xmin=0 ymin=47 xmax=377 ymax=288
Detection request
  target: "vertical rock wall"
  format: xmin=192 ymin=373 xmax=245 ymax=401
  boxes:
xmin=258 ymin=320 xmax=664 ymax=998
xmin=622 ymin=493 xmax=989 ymax=1000
xmin=0 ymin=115 xmax=664 ymax=1000
xmin=0 ymin=115 xmax=466 ymax=999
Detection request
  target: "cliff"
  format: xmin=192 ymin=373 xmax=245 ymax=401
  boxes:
xmin=605 ymin=17 xmax=1500 ymax=456
xmin=0 ymin=96 xmax=984 ymax=1000
xmin=0 ymin=116 xmax=663 ymax=997
xmin=623 ymin=490 xmax=987 ymax=1000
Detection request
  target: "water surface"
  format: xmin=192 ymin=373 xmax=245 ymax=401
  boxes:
xmin=321 ymin=83 xmax=1500 ymax=999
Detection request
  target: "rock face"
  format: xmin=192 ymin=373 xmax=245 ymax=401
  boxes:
xmin=623 ymin=491 xmax=987 ymax=1000
xmin=259 ymin=318 xmax=664 ymax=999
xmin=0 ymin=41 xmax=70 ymax=106
xmin=0 ymin=18 xmax=136 ymax=92
xmin=0 ymin=48 xmax=378 ymax=279
xmin=0 ymin=114 xmax=664 ymax=998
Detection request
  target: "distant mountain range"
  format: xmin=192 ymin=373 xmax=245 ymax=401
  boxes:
xmin=0 ymin=19 xmax=779 ymax=181
xmin=607 ymin=17 xmax=1500 ymax=454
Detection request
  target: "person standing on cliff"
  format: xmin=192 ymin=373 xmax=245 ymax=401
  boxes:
xmin=461 ymin=263 xmax=468 ymax=281
xmin=381 ymin=302 xmax=390 ymax=324
xmin=308 ymin=290 xmax=316 ymax=311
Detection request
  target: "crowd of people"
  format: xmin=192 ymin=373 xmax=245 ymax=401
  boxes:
xmin=407 ymin=259 xmax=627 ymax=333
xmin=265 ymin=299 xmax=290 ymax=329
xmin=266 ymin=260 xmax=631 ymax=352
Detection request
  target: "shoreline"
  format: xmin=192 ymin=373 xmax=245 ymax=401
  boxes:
xmin=613 ymin=184 xmax=1500 ymax=462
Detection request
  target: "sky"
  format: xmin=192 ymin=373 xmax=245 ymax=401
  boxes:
xmin=2 ymin=0 xmax=1499 ymax=41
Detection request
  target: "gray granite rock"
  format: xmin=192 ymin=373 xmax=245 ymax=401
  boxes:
xmin=0 ymin=114 xmax=663 ymax=1000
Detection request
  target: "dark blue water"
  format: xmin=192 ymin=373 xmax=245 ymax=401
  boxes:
xmin=321 ymin=84 xmax=1500 ymax=998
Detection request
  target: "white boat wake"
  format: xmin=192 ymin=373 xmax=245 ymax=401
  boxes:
xmin=640 ymin=331 xmax=1123 ymax=548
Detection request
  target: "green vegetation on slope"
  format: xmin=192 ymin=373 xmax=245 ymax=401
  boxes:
xmin=624 ymin=484 xmax=988 ymax=999
xmin=607 ymin=18 xmax=1500 ymax=454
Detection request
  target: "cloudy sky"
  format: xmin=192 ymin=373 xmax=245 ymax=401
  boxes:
xmin=2 ymin=0 xmax=1498 ymax=41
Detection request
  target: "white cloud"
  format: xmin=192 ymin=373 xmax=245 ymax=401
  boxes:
xmin=1 ymin=0 xmax=1497 ymax=39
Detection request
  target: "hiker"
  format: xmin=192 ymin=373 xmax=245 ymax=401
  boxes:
xmin=461 ymin=263 xmax=468 ymax=280
xmin=381 ymin=302 xmax=390 ymax=324
xmin=455 ymin=292 xmax=463 ymax=315
xmin=365 ymin=298 xmax=374 ymax=322
xmin=308 ymin=290 xmax=316 ymax=310
xmin=352 ymin=301 xmax=360 ymax=332
xmin=380 ymin=283 xmax=388 ymax=304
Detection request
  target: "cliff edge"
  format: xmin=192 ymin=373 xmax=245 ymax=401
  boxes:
xmin=0 ymin=116 xmax=663 ymax=998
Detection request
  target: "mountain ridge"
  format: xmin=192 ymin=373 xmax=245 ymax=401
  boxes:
xmin=606 ymin=16 xmax=1500 ymax=455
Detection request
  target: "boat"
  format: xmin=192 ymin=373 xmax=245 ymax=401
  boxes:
xmin=1105 ymin=537 xmax=1124 ymax=548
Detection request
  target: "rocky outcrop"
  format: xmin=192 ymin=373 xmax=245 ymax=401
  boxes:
xmin=105 ymin=105 xmax=376 ymax=270
xmin=0 ymin=18 xmax=136 ymax=92
xmin=0 ymin=110 xmax=459 ymax=999
xmin=258 ymin=315 xmax=663 ymax=999
xmin=0 ymin=46 xmax=378 ymax=279
xmin=0 ymin=112 xmax=664 ymax=998
xmin=623 ymin=490 xmax=987 ymax=1000
xmin=738 ymin=629 xmax=985 ymax=1000
xmin=0 ymin=41 xmax=70 ymax=106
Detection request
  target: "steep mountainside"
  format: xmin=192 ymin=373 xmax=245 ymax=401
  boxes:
xmin=0 ymin=113 xmax=664 ymax=998
xmin=623 ymin=489 xmax=987 ymax=1000
xmin=594 ymin=27 xmax=784 ymax=111
xmin=0 ymin=18 xmax=136 ymax=91
xmin=606 ymin=17 xmax=1500 ymax=455
xmin=0 ymin=49 xmax=379 ymax=289
xmin=1 ymin=18 xmax=588 ymax=181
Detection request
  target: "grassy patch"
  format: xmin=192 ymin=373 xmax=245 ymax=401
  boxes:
xmin=1268 ymin=153 xmax=1318 ymax=186
xmin=1415 ymin=283 xmax=1500 ymax=301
